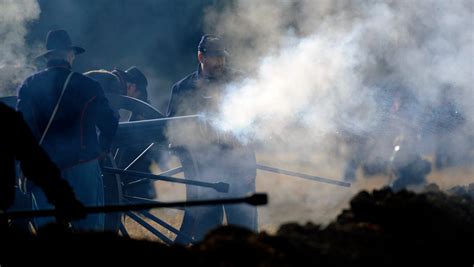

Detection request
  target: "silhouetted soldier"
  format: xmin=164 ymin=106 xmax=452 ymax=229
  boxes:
xmin=83 ymin=69 xmax=123 ymax=96
xmin=341 ymin=85 xmax=434 ymax=192
xmin=167 ymin=34 xmax=257 ymax=244
xmin=0 ymin=102 xmax=85 ymax=232
xmin=424 ymin=85 xmax=466 ymax=169
xmin=84 ymin=66 xmax=149 ymax=104
xmin=85 ymin=66 xmax=160 ymax=199
xmin=117 ymin=66 xmax=149 ymax=104
xmin=17 ymin=29 xmax=118 ymax=231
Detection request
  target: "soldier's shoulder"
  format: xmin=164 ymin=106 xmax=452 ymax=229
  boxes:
xmin=173 ymin=72 xmax=198 ymax=91
xmin=22 ymin=69 xmax=46 ymax=83
xmin=17 ymin=71 xmax=42 ymax=94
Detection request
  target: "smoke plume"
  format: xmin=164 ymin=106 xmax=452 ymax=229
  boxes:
xmin=202 ymin=0 xmax=474 ymax=227
xmin=0 ymin=0 xmax=40 ymax=96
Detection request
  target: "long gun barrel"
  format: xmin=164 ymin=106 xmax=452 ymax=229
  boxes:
xmin=257 ymin=164 xmax=351 ymax=187
xmin=1 ymin=193 xmax=268 ymax=219
xmin=114 ymin=115 xmax=200 ymax=147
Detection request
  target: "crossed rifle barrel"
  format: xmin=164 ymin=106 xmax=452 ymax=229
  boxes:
xmin=1 ymin=193 xmax=268 ymax=219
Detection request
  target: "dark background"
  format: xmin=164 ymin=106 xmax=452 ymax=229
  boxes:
xmin=27 ymin=0 xmax=226 ymax=111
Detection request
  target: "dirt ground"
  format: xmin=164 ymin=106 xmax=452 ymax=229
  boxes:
xmin=124 ymin=150 xmax=474 ymax=242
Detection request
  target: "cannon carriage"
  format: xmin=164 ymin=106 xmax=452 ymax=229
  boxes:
xmin=1 ymin=94 xmax=232 ymax=244
xmin=1 ymin=94 xmax=349 ymax=244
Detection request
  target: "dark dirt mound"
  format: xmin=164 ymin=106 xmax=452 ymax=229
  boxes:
xmin=2 ymin=185 xmax=473 ymax=266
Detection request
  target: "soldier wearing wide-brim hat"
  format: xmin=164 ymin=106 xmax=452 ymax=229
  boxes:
xmin=17 ymin=29 xmax=118 ymax=232
xmin=108 ymin=66 xmax=150 ymax=103
xmin=36 ymin=29 xmax=85 ymax=59
xmin=124 ymin=66 xmax=149 ymax=101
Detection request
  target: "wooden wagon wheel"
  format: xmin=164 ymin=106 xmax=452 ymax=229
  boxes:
xmin=103 ymin=94 xmax=206 ymax=245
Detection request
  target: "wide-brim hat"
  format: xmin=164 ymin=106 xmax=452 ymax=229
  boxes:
xmin=124 ymin=66 xmax=148 ymax=89
xmin=36 ymin=29 xmax=85 ymax=59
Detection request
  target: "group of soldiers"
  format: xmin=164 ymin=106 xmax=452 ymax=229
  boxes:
xmin=1 ymin=29 xmax=257 ymax=244
xmin=2 ymin=28 xmax=467 ymax=242
xmin=341 ymin=84 xmax=466 ymax=190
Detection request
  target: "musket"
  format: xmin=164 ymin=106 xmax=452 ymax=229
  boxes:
xmin=0 ymin=193 xmax=267 ymax=219
xmin=257 ymin=164 xmax=351 ymax=187
xmin=114 ymin=115 xmax=200 ymax=147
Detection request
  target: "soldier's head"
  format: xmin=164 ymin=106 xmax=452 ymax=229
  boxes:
xmin=45 ymin=50 xmax=76 ymax=65
xmin=84 ymin=70 xmax=122 ymax=95
xmin=38 ymin=29 xmax=85 ymax=65
xmin=124 ymin=66 xmax=148 ymax=101
xmin=197 ymin=34 xmax=228 ymax=78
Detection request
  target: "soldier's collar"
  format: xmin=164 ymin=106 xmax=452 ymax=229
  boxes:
xmin=46 ymin=59 xmax=71 ymax=70
xmin=196 ymin=64 xmax=230 ymax=82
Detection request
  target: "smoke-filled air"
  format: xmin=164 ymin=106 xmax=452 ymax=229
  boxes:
xmin=0 ymin=0 xmax=473 ymax=240
xmin=200 ymin=0 xmax=474 ymax=227
xmin=0 ymin=0 xmax=40 ymax=96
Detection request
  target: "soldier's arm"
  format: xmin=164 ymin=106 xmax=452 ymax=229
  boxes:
xmin=91 ymin=82 xmax=119 ymax=152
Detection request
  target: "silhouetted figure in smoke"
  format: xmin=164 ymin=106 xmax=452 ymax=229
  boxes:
xmin=85 ymin=67 xmax=162 ymax=199
xmin=0 ymin=102 xmax=85 ymax=232
xmin=386 ymin=88 xmax=434 ymax=190
xmin=342 ymin=86 xmax=431 ymax=191
xmin=167 ymin=35 xmax=257 ymax=244
xmin=83 ymin=69 xmax=123 ymax=96
xmin=116 ymin=66 xmax=150 ymax=104
xmin=17 ymin=29 xmax=118 ymax=231
xmin=423 ymin=85 xmax=466 ymax=169
xmin=85 ymin=66 xmax=150 ymax=103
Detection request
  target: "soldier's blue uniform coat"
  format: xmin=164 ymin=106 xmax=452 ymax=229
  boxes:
xmin=17 ymin=60 xmax=118 ymax=169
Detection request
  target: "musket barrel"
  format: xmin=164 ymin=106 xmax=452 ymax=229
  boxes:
xmin=1 ymin=193 xmax=268 ymax=219
xmin=257 ymin=164 xmax=351 ymax=187
xmin=114 ymin=115 xmax=200 ymax=146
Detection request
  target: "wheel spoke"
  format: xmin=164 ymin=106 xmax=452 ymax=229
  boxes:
xmin=119 ymin=222 xmax=130 ymax=238
xmin=126 ymin=211 xmax=174 ymax=245
xmin=157 ymin=166 xmax=184 ymax=176
xmin=113 ymin=148 xmax=120 ymax=160
xmin=124 ymin=199 xmax=193 ymax=244
xmin=124 ymin=143 xmax=155 ymax=170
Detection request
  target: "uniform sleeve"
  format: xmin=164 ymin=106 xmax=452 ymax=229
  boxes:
xmin=166 ymin=84 xmax=179 ymax=117
xmin=90 ymin=81 xmax=119 ymax=152
xmin=13 ymin=110 xmax=78 ymax=207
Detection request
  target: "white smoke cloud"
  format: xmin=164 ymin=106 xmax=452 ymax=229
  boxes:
xmin=0 ymin=0 xmax=40 ymax=96
xmin=210 ymin=0 xmax=473 ymax=141
xmin=203 ymin=0 xmax=474 ymax=227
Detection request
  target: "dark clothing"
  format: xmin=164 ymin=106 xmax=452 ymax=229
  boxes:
xmin=0 ymin=102 xmax=78 ymax=211
xmin=167 ymin=66 xmax=257 ymax=244
xmin=167 ymin=65 xmax=240 ymax=117
xmin=83 ymin=70 xmax=123 ymax=95
xmin=17 ymin=60 xmax=118 ymax=169
xmin=32 ymin=159 xmax=104 ymax=231
xmin=175 ymin=146 xmax=257 ymax=243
